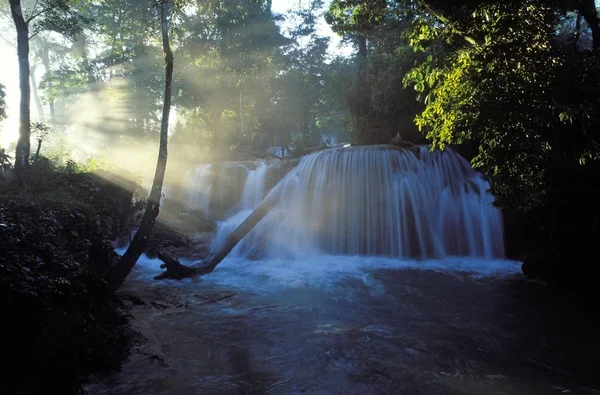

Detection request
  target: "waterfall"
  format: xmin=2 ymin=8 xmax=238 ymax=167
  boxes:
xmin=185 ymin=162 xmax=262 ymax=219
xmin=185 ymin=164 xmax=214 ymax=215
xmin=240 ymin=162 xmax=268 ymax=210
xmin=233 ymin=145 xmax=504 ymax=260
xmin=211 ymin=162 xmax=269 ymax=250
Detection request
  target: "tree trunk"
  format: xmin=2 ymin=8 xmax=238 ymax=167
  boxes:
xmin=355 ymin=34 xmax=371 ymax=143
xmin=108 ymin=0 xmax=174 ymax=294
xmin=9 ymin=0 xmax=30 ymax=178
xmin=72 ymin=32 xmax=96 ymax=84
xmin=357 ymin=34 xmax=367 ymax=87
xmin=573 ymin=10 xmax=582 ymax=49
xmin=580 ymin=0 xmax=600 ymax=50
xmin=31 ymin=63 xmax=45 ymax=123
xmin=240 ymin=89 xmax=244 ymax=135
xmin=155 ymin=189 xmax=280 ymax=280
xmin=38 ymin=39 xmax=56 ymax=124
xmin=48 ymin=101 xmax=56 ymax=123
xmin=34 ymin=138 xmax=42 ymax=162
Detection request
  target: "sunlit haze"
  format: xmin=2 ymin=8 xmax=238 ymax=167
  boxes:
xmin=0 ymin=0 xmax=349 ymax=149
xmin=0 ymin=0 xmax=353 ymax=193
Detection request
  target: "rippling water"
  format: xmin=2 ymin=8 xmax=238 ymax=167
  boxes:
xmin=86 ymin=256 xmax=600 ymax=395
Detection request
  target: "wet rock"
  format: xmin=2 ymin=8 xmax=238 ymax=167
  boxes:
xmin=121 ymin=294 xmax=146 ymax=306
xmin=265 ymin=159 xmax=299 ymax=191
xmin=159 ymin=199 xmax=216 ymax=233
xmin=146 ymin=223 xmax=211 ymax=260
xmin=159 ymin=243 xmax=210 ymax=261
xmin=150 ymin=301 xmax=172 ymax=310
xmin=209 ymin=164 xmax=248 ymax=219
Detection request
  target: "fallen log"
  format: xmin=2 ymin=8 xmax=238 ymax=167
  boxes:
xmin=154 ymin=189 xmax=280 ymax=280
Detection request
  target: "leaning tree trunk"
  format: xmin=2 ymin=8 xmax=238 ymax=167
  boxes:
xmin=108 ymin=0 xmax=174 ymax=294
xmin=9 ymin=0 xmax=31 ymax=179
xmin=155 ymin=189 xmax=280 ymax=279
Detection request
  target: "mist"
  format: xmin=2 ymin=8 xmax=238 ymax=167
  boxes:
xmin=0 ymin=0 xmax=353 ymax=200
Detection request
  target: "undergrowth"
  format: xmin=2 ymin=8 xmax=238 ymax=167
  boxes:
xmin=0 ymin=161 xmax=139 ymax=394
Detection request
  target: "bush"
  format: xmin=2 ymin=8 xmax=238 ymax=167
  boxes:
xmin=0 ymin=167 xmax=137 ymax=394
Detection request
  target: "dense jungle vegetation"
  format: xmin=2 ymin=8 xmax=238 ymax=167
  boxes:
xmin=1 ymin=0 xmax=600 ymax=393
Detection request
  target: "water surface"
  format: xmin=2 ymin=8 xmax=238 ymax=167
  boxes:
xmin=86 ymin=256 xmax=600 ymax=395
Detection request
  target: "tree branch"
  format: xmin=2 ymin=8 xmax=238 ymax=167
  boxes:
xmin=26 ymin=0 xmax=40 ymax=22
xmin=414 ymin=0 xmax=480 ymax=48
xmin=28 ymin=30 xmax=41 ymax=41
xmin=25 ymin=4 xmax=56 ymax=24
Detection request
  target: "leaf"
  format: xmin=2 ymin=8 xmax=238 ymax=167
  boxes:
xmin=558 ymin=112 xmax=572 ymax=125
xmin=465 ymin=36 xmax=478 ymax=46
xmin=424 ymin=92 xmax=432 ymax=105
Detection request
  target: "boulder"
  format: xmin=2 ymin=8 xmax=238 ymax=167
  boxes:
xmin=158 ymin=199 xmax=216 ymax=233
xmin=265 ymin=159 xmax=299 ymax=192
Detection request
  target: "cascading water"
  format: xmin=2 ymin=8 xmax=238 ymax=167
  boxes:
xmin=211 ymin=162 xmax=269 ymax=250
xmin=240 ymin=162 xmax=268 ymax=210
xmin=232 ymin=145 xmax=504 ymax=260
xmin=185 ymin=164 xmax=214 ymax=215
xmin=185 ymin=162 xmax=259 ymax=219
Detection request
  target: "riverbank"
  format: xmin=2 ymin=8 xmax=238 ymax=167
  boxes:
xmin=0 ymin=166 xmax=138 ymax=394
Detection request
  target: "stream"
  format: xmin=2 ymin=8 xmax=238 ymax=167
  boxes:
xmin=86 ymin=256 xmax=600 ymax=395
xmin=87 ymin=146 xmax=600 ymax=394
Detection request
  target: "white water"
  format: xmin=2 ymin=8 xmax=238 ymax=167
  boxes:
xmin=211 ymin=162 xmax=269 ymax=250
xmin=185 ymin=164 xmax=214 ymax=215
xmin=231 ymin=145 xmax=504 ymax=260
xmin=240 ymin=162 xmax=268 ymax=210
xmin=143 ymin=145 xmax=515 ymax=289
xmin=185 ymin=161 xmax=267 ymax=219
xmin=130 ymin=252 xmax=521 ymax=292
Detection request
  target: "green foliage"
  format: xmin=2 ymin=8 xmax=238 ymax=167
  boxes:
xmin=325 ymin=0 xmax=388 ymax=36
xmin=30 ymin=0 xmax=91 ymax=39
xmin=15 ymin=0 xmax=356 ymax=160
xmin=404 ymin=0 xmax=600 ymax=287
xmin=43 ymin=133 xmax=74 ymax=165
xmin=39 ymin=63 xmax=88 ymax=105
xmin=323 ymin=0 xmax=426 ymax=143
xmin=0 ymin=147 xmax=12 ymax=171
xmin=404 ymin=1 xmax=600 ymax=211
xmin=170 ymin=0 xmax=347 ymax=155
xmin=31 ymin=121 xmax=53 ymax=140
xmin=269 ymin=0 xmax=332 ymax=144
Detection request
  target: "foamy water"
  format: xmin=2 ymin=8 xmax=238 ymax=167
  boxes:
xmin=128 ymin=249 xmax=521 ymax=293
